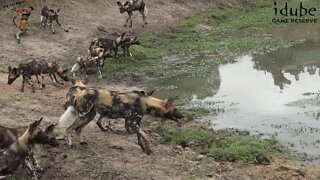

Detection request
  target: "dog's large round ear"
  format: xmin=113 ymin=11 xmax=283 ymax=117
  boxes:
xmin=12 ymin=68 xmax=18 ymax=74
xmin=44 ymin=123 xmax=57 ymax=134
xmin=117 ymin=1 xmax=122 ymax=7
xmin=120 ymin=32 xmax=126 ymax=40
xmin=165 ymin=96 xmax=178 ymax=108
xmin=124 ymin=1 xmax=130 ymax=7
xmin=29 ymin=117 xmax=43 ymax=133
xmin=8 ymin=66 xmax=12 ymax=72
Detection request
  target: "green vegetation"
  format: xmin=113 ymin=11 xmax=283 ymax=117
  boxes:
xmin=161 ymin=127 xmax=281 ymax=164
xmin=104 ymin=0 xmax=298 ymax=80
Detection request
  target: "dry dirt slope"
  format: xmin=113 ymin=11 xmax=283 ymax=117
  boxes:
xmin=0 ymin=0 xmax=220 ymax=67
xmin=1 ymin=0 xmax=320 ymax=179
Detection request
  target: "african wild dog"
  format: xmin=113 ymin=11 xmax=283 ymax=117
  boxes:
xmin=89 ymin=32 xmax=127 ymax=59
xmin=0 ymin=122 xmax=59 ymax=177
xmin=63 ymin=79 xmax=89 ymax=110
xmin=62 ymin=81 xmax=151 ymax=133
xmin=71 ymin=56 xmax=105 ymax=78
xmin=120 ymin=36 xmax=141 ymax=57
xmin=40 ymin=5 xmax=69 ymax=34
xmin=117 ymin=0 xmax=147 ymax=27
xmin=59 ymin=89 xmax=183 ymax=155
xmin=0 ymin=118 xmax=44 ymax=179
xmin=8 ymin=59 xmax=69 ymax=92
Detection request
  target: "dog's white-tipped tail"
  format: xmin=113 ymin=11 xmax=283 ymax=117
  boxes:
xmin=144 ymin=5 xmax=148 ymax=16
xmin=56 ymin=106 xmax=76 ymax=139
xmin=59 ymin=106 xmax=76 ymax=127
xmin=71 ymin=63 xmax=80 ymax=73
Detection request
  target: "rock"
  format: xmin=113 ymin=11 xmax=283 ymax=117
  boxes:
xmin=196 ymin=154 xmax=205 ymax=161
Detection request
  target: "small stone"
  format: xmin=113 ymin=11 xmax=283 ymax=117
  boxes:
xmin=196 ymin=155 xmax=205 ymax=161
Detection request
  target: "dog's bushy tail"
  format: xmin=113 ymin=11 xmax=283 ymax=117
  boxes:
xmin=71 ymin=63 xmax=80 ymax=74
xmin=59 ymin=106 xmax=76 ymax=127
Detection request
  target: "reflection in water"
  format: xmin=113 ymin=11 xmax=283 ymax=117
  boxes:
xmin=195 ymin=43 xmax=320 ymax=163
xmin=253 ymin=41 xmax=320 ymax=90
xmin=148 ymin=61 xmax=221 ymax=100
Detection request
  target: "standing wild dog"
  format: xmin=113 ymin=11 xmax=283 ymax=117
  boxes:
xmin=89 ymin=32 xmax=127 ymax=59
xmin=71 ymin=56 xmax=106 ymax=78
xmin=8 ymin=60 xmax=69 ymax=92
xmin=120 ymin=36 xmax=140 ymax=57
xmin=0 ymin=123 xmax=59 ymax=176
xmin=117 ymin=0 xmax=147 ymax=27
xmin=59 ymin=89 xmax=183 ymax=155
xmin=0 ymin=118 xmax=44 ymax=179
xmin=40 ymin=5 xmax=69 ymax=34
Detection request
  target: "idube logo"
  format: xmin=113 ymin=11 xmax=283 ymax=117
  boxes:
xmin=273 ymin=1 xmax=317 ymax=24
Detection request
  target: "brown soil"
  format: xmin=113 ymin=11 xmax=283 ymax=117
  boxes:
xmin=0 ymin=0 xmax=320 ymax=179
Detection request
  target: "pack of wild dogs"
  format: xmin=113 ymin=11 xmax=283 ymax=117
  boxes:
xmin=2 ymin=1 xmax=185 ymax=179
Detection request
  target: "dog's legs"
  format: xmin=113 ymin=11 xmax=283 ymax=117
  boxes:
xmin=20 ymin=76 xmax=26 ymax=92
xmin=66 ymin=116 xmax=81 ymax=147
xmin=66 ymin=110 xmax=96 ymax=147
xmin=139 ymin=8 xmax=147 ymax=27
xmin=53 ymin=73 xmax=63 ymax=85
xmin=29 ymin=150 xmax=43 ymax=172
xmin=40 ymin=16 xmax=45 ymax=27
xmin=128 ymin=114 xmax=152 ymax=155
xmin=125 ymin=118 xmax=134 ymax=134
xmin=75 ymin=110 xmax=96 ymax=145
xmin=49 ymin=19 xmax=55 ymax=34
xmin=41 ymin=74 xmax=46 ymax=88
xmin=56 ymin=19 xmax=69 ymax=32
xmin=124 ymin=12 xmax=132 ymax=27
xmin=97 ymin=67 xmax=103 ymax=78
xmin=25 ymin=157 xmax=39 ymax=180
xmin=35 ymin=74 xmax=43 ymax=90
xmin=96 ymin=115 xmax=114 ymax=132
xmin=20 ymin=75 xmax=36 ymax=93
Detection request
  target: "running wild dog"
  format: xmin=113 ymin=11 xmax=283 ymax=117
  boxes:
xmin=40 ymin=5 xmax=69 ymax=34
xmin=0 ymin=118 xmax=44 ymax=178
xmin=117 ymin=0 xmax=147 ymax=27
xmin=71 ymin=56 xmax=105 ymax=78
xmin=59 ymin=89 xmax=183 ymax=155
xmin=89 ymin=32 xmax=127 ymax=59
xmin=8 ymin=59 xmax=69 ymax=92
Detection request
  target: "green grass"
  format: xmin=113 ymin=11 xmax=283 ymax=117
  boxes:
xmin=206 ymin=136 xmax=278 ymax=164
xmin=103 ymin=0 xmax=297 ymax=79
xmin=161 ymin=127 xmax=282 ymax=164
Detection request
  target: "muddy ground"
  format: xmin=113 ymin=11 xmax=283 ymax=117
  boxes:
xmin=1 ymin=0 xmax=320 ymax=179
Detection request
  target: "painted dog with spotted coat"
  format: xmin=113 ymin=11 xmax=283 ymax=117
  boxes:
xmin=117 ymin=0 xmax=147 ymax=27
xmin=59 ymin=89 xmax=183 ymax=155
xmin=41 ymin=5 xmax=69 ymax=34
xmin=0 ymin=122 xmax=59 ymax=178
xmin=8 ymin=59 xmax=69 ymax=92
xmin=0 ymin=118 xmax=49 ymax=179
